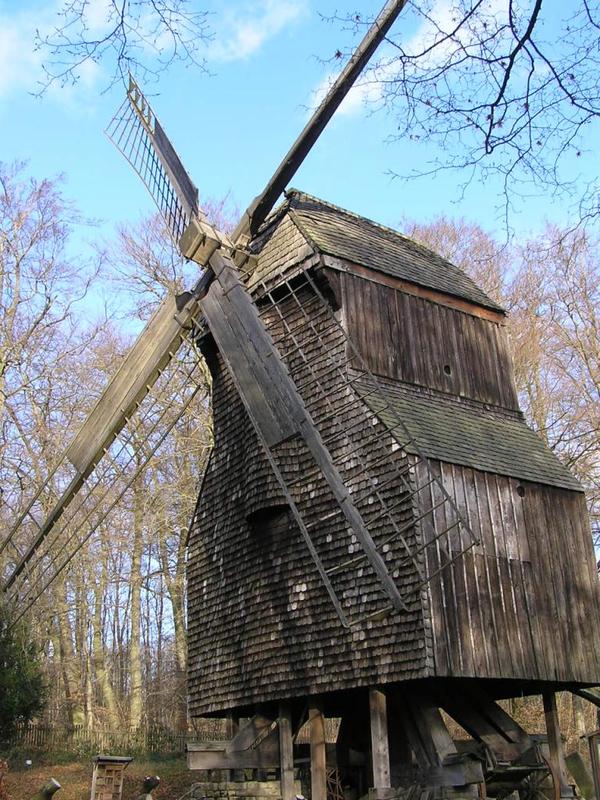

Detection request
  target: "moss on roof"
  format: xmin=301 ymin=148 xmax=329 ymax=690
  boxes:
xmin=283 ymin=189 xmax=503 ymax=313
xmin=358 ymin=381 xmax=582 ymax=492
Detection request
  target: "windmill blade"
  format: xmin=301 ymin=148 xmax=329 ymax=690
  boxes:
xmin=0 ymin=292 xmax=205 ymax=607
xmin=106 ymin=75 xmax=199 ymax=245
xmin=2 ymin=306 xmax=211 ymax=623
xmin=64 ymin=291 xmax=199 ymax=474
xmin=236 ymin=0 xmax=409 ymax=240
xmin=106 ymin=0 xmax=408 ymax=254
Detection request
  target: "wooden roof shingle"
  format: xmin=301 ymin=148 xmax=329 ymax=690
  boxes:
xmin=283 ymin=190 xmax=504 ymax=313
xmin=358 ymin=381 xmax=583 ymax=492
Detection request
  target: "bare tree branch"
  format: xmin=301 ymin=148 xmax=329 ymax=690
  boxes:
xmin=35 ymin=0 xmax=212 ymax=92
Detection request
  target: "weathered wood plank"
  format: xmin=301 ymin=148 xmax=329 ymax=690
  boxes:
xmin=226 ymin=713 xmax=276 ymax=753
xmin=322 ymin=256 xmax=506 ymax=323
xmin=279 ymin=702 xmax=295 ymax=800
xmin=309 ymin=700 xmax=327 ymax=800
xmin=543 ymin=691 xmax=574 ymax=798
xmin=66 ymin=292 xmax=196 ymax=474
xmin=369 ymin=688 xmax=391 ymax=791
xmin=202 ymin=281 xmax=297 ymax=447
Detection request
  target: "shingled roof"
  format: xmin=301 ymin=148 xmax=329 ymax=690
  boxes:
xmin=283 ymin=190 xmax=503 ymax=313
xmin=358 ymin=381 xmax=583 ymax=492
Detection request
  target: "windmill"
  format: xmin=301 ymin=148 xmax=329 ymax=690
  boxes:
xmin=3 ymin=1 xmax=600 ymax=799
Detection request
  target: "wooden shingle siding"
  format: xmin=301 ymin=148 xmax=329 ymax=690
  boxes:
xmin=187 ymin=282 xmax=430 ymax=716
xmin=248 ymin=214 xmax=316 ymax=291
xmin=416 ymin=459 xmax=600 ymax=684
xmin=187 ymin=193 xmax=600 ymax=722
xmin=342 ymin=271 xmax=518 ymax=410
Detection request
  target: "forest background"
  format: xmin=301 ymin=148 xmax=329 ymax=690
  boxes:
xmin=0 ymin=0 xmax=599 ymax=755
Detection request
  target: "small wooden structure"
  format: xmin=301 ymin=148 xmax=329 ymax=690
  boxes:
xmin=90 ymin=756 xmax=132 ymax=800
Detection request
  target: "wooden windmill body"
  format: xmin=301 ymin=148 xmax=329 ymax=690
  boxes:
xmin=185 ymin=190 xmax=600 ymax=799
xmin=3 ymin=2 xmax=600 ymax=799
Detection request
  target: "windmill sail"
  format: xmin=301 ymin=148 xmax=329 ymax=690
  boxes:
xmin=106 ymin=75 xmax=199 ymax=245
xmin=1 ymin=0 xmax=479 ymax=629
xmin=1 ymin=298 xmax=210 ymax=623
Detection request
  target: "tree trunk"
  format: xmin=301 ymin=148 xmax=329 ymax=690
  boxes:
xmin=54 ymin=579 xmax=86 ymax=728
xmin=128 ymin=477 xmax=144 ymax=731
xmin=92 ymin=573 xmax=121 ymax=728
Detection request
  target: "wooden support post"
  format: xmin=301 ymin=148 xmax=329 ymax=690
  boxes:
xmin=310 ymin=699 xmax=327 ymax=800
xmin=543 ymin=692 xmax=575 ymax=799
xmin=226 ymin=713 xmax=241 ymax=781
xmin=369 ymin=688 xmax=393 ymax=800
xmin=279 ymin=701 xmax=295 ymax=800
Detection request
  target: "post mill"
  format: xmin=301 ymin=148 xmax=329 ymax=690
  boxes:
xmin=2 ymin=2 xmax=599 ymax=800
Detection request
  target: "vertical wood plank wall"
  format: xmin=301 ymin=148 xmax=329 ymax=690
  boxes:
xmin=341 ymin=272 xmax=518 ymax=410
xmin=416 ymin=459 xmax=600 ymax=684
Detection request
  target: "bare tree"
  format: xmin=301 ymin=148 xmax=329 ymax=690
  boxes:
xmin=36 ymin=0 xmax=211 ymax=91
xmin=335 ymin=1 xmax=600 ymax=227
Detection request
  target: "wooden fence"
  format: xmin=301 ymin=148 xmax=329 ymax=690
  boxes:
xmin=10 ymin=720 xmax=228 ymax=755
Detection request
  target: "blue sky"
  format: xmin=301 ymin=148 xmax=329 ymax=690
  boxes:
xmin=0 ymin=0 xmax=591 ymax=264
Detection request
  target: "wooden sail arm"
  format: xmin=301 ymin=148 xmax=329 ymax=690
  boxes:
xmin=236 ymin=0 xmax=409 ymax=240
xmin=1 ymin=291 xmax=200 ymax=585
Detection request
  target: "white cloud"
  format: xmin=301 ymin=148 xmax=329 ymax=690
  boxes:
xmin=0 ymin=8 xmax=44 ymax=97
xmin=309 ymin=52 xmax=399 ymax=120
xmin=82 ymin=0 xmax=115 ymax=36
xmin=403 ymin=0 xmax=508 ymax=62
xmin=208 ymin=0 xmax=307 ymax=63
xmin=0 ymin=2 xmax=103 ymax=101
xmin=310 ymin=71 xmax=380 ymax=118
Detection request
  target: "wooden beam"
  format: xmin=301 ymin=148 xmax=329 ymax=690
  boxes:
xmin=226 ymin=713 xmax=241 ymax=782
xmin=239 ymin=0 xmax=409 ymax=237
xmin=437 ymin=685 xmax=532 ymax=763
xmin=279 ymin=702 xmax=295 ymax=800
xmin=369 ymin=688 xmax=393 ymax=800
xmin=187 ymin=747 xmax=279 ymax=770
xmin=226 ymin=713 xmax=276 ymax=753
xmin=321 ymin=255 xmax=506 ymax=323
xmin=65 ymin=292 xmax=197 ymax=474
xmin=309 ymin=699 xmax=327 ymax=800
xmin=543 ymin=691 xmax=574 ymax=799
xmin=387 ymin=689 xmax=484 ymax=789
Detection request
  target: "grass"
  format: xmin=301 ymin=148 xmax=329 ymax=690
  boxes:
xmin=2 ymin=757 xmax=198 ymax=800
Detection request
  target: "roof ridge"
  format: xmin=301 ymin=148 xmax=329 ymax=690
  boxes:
xmin=285 ymin=188 xmax=458 ymax=269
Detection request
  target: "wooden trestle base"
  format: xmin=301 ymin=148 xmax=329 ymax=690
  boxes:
xmin=187 ymin=684 xmax=576 ymax=800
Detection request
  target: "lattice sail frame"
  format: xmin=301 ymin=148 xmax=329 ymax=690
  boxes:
xmin=106 ymin=75 xmax=199 ymax=245
xmin=1 ymin=329 xmax=211 ymax=625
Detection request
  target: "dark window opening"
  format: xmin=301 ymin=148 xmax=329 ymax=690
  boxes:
xmin=247 ymin=504 xmax=290 ymax=535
